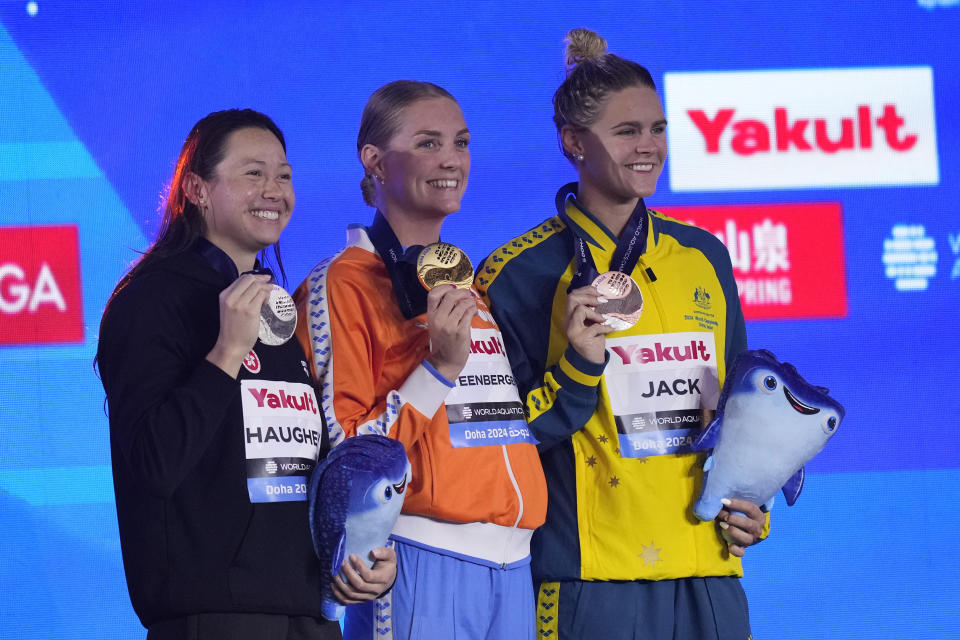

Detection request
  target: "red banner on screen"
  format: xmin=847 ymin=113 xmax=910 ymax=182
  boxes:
xmin=0 ymin=225 xmax=84 ymax=345
xmin=656 ymin=203 xmax=848 ymax=321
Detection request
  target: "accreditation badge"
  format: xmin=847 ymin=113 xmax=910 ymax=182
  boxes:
xmin=240 ymin=379 xmax=324 ymax=502
xmin=416 ymin=242 xmax=473 ymax=290
xmin=604 ymin=332 xmax=720 ymax=458
xmin=444 ymin=327 xmax=537 ymax=448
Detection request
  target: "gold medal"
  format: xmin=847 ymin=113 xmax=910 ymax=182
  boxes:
xmin=416 ymin=242 xmax=474 ymax=291
xmin=592 ymin=271 xmax=643 ymax=331
xmin=258 ymin=284 xmax=298 ymax=346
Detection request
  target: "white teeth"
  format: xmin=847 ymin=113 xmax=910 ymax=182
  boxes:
xmin=428 ymin=180 xmax=458 ymax=188
xmin=627 ymin=163 xmax=654 ymax=171
xmin=251 ymin=210 xmax=280 ymax=220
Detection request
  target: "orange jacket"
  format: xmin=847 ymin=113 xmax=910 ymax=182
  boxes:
xmin=294 ymin=227 xmax=546 ymax=564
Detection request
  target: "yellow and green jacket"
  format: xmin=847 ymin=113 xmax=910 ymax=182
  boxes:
xmin=476 ymin=184 xmax=763 ymax=583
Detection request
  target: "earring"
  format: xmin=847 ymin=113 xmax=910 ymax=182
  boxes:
xmin=574 ymin=154 xmax=584 ymax=162
xmin=376 ymin=175 xmax=384 ymax=184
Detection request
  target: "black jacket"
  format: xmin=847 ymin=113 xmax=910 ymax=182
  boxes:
xmin=97 ymin=245 xmax=330 ymax=628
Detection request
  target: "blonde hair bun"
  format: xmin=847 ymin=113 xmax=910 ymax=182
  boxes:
xmin=565 ymin=28 xmax=608 ymax=69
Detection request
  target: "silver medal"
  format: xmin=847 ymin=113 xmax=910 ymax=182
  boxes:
xmin=258 ymin=284 xmax=297 ymax=346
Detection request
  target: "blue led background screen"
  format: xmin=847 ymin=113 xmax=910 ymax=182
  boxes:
xmin=1 ymin=1 xmax=958 ymax=637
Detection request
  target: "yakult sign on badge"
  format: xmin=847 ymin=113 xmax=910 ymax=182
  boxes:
xmin=241 ymin=379 xmax=324 ymax=502
xmin=605 ymin=332 xmax=720 ymax=458
xmin=665 ymin=67 xmax=939 ymax=191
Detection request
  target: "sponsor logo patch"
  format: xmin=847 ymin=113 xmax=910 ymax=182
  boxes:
xmin=242 ymin=349 xmax=261 ymax=374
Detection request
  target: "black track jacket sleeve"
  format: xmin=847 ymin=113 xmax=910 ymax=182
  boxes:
xmin=98 ymin=270 xmax=239 ymax=498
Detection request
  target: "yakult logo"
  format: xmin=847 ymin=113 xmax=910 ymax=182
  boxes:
xmin=1 ymin=225 xmax=84 ymax=345
xmin=470 ymin=335 xmax=505 ymax=356
xmin=689 ymin=105 xmax=916 ymax=155
xmin=665 ymin=67 xmax=939 ymax=191
xmin=247 ymin=386 xmax=318 ymax=414
xmin=610 ymin=339 xmax=711 ymax=366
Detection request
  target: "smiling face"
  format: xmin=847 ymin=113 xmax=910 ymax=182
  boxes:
xmin=196 ymin=127 xmax=293 ymax=270
xmin=373 ymin=97 xmax=470 ymax=225
xmin=564 ymin=84 xmax=667 ymax=211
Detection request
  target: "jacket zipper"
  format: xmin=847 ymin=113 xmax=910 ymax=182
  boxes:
xmin=499 ymin=443 xmax=524 ymax=569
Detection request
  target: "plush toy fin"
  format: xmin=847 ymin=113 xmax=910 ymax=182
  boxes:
xmin=782 ymin=467 xmax=805 ymax=506
xmin=322 ymin=532 xmax=349 ymax=621
xmin=321 ymin=600 xmax=345 ymax=621
xmin=703 ymin=455 xmax=715 ymax=472
xmin=692 ymin=417 xmax=721 ymax=451
xmin=332 ymin=531 xmax=346 ymax=575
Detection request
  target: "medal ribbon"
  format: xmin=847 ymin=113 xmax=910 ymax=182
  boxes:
xmin=366 ymin=211 xmax=428 ymax=319
xmin=193 ymin=237 xmax=297 ymax=345
xmin=554 ymin=183 xmax=648 ymax=291
xmin=193 ymin=236 xmax=275 ymax=283
xmin=194 ymin=236 xmax=241 ymax=282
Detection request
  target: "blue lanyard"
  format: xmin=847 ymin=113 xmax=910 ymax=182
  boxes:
xmin=365 ymin=211 xmax=428 ymax=319
xmin=193 ymin=237 xmax=276 ymax=284
xmin=554 ymin=183 xmax=648 ymax=291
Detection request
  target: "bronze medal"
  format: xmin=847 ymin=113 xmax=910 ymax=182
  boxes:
xmin=592 ymin=271 xmax=643 ymax=331
xmin=258 ymin=284 xmax=298 ymax=346
xmin=416 ymin=242 xmax=474 ymax=291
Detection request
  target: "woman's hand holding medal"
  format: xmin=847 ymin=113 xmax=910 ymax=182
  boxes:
xmin=425 ymin=284 xmax=477 ymax=381
xmin=206 ymin=273 xmax=274 ymax=377
xmin=565 ymin=285 xmax=615 ymax=364
xmin=417 ymin=242 xmax=477 ymax=381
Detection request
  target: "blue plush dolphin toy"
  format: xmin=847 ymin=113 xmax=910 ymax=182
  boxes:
xmin=308 ymin=434 xmax=411 ymax=620
xmin=691 ymin=349 xmax=844 ymax=522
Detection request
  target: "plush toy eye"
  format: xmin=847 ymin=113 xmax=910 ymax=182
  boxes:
xmin=759 ymin=374 xmax=778 ymax=393
xmin=371 ymin=480 xmax=393 ymax=504
xmin=822 ymin=415 xmax=839 ymax=435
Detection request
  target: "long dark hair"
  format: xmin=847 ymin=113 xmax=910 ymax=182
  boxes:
xmin=114 ymin=108 xmax=288 ymax=296
xmin=95 ymin=109 xmax=287 ymax=378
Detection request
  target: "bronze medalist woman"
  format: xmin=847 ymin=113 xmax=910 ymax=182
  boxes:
xmin=476 ymin=30 xmax=768 ymax=640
